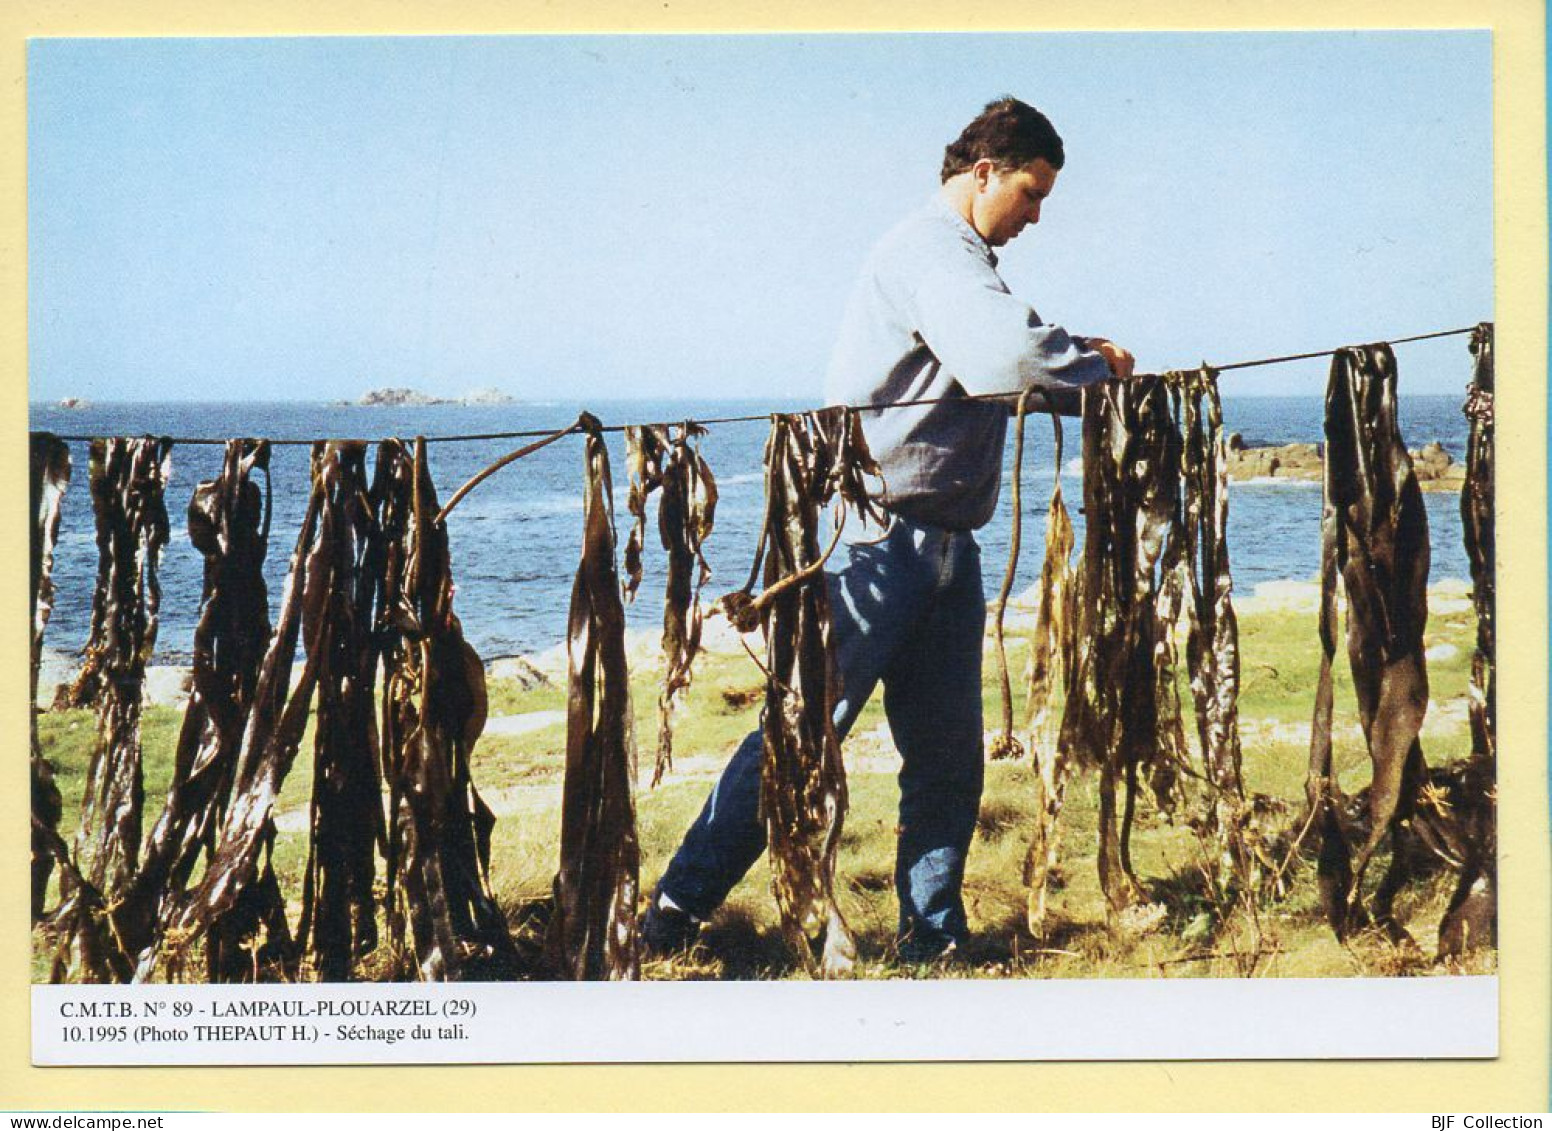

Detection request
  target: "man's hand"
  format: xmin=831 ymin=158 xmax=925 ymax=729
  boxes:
xmin=1078 ymin=336 xmax=1136 ymax=381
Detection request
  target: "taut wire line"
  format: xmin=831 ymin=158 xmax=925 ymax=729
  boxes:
xmin=41 ymin=325 xmax=1481 ymax=447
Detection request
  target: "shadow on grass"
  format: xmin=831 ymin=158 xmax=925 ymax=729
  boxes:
xmin=699 ymin=907 xmax=809 ymax=979
xmin=971 ymin=906 xmax=1116 ymax=972
xmin=1146 ymin=862 xmax=1225 ymax=937
xmin=845 ymin=867 xmax=893 ymax=894
xmin=974 ymin=798 xmax=1027 ymax=841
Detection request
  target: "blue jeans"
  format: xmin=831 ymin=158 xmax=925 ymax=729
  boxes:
xmin=657 ymin=517 xmax=986 ymax=955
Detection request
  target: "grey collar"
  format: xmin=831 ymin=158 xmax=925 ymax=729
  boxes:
xmin=930 ymin=193 xmax=997 ymax=267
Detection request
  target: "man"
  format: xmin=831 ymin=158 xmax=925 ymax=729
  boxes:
xmin=643 ymin=97 xmax=1135 ymax=963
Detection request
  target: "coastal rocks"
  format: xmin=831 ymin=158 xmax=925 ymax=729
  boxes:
xmin=37 ymin=650 xmax=76 ymax=709
xmin=486 ymin=655 xmax=552 ymax=690
xmin=1426 ymin=576 xmax=1474 ymax=615
xmin=1224 ymin=434 xmax=1465 ymax=491
xmin=142 ymin=666 xmax=193 ymax=708
xmin=1410 ymin=441 xmax=1466 ymax=488
xmin=39 ymin=653 xmax=293 ymax=711
xmin=39 ymin=657 xmax=193 ymax=710
xmin=1224 ymin=434 xmax=1323 ymax=481
xmin=1235 ymin=579 xmax=1323 ymax=615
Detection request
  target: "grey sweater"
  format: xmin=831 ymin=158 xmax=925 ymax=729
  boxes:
xmin=823 ymin=195 xmax=1112 ymax=530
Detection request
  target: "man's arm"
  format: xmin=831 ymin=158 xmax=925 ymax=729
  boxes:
xmin=903 ymin=235 xmax=1116 ymax=396
xmin=1076 ymin=336 xmax=1135 ymax=381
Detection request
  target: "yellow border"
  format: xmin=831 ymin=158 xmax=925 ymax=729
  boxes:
xmin=2 ymin=0 xmax=1545 ymax=1113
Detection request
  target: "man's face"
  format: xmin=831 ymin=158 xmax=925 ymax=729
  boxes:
xmin=970 ymin=158 xmax=1059 ymax=248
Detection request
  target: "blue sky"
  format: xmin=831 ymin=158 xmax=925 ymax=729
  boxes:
xmin=28 ymin=32 xmax=1492 ymax=401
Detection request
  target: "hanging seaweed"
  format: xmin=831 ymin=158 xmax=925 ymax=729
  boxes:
xmin=546 ymin=414 xmax=641 ymax=980
xmin=116 ymin=440 xmax=274 ymax=965
xmin=624 ymin=422 xmax=719 ymax=785
xmin=1434 ymin=322 xmax=1496 ymax=956
xmin=50 ymin=437 xmax=172 ymax=982
xmin=376 ymin=438 xmax=520 ymax=980
xmin=34 ymin=815 xmax=116 ymax=982
xmin=1060 ymin=379 xmax=1183 ymax=918
xmin=1460 ymin=325 xmax=1495 ymax=761
xmin=30 ymin=433 xmax=70 ymax=922
xmin=294 ymin=441 xmax=385 ymax=980
xmin=623 ymin=425 xmax=670 ymax=600
xmin=1305 ymin=343 xmax=1431 ymax=941
xmin=1174 ymin=368 xmax=1257 ymax=881
xmin=1033 ymin=369 xmax=1254 ymax=928
xmin=1020 ymin=406 xmax=1080 ymax=935
xmin=718 ymin=406 xmax=885 ymax=975
xmin=158 ymin=444 xmax=375 ymax=982
xmin=988 ymin=389 xmax=1036 ymax=763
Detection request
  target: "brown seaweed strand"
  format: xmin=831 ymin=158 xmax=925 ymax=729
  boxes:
xmin=55 ymin=437 xmax=172 ymax=982
xmin=547 ymin=415 xmax=640 ymax=980
xmin=77 ymin=439 xmax=173 ymax=900
xmin=808 ymin=405 xmax=889 ymax=527
xmin=295 ymin=442 xmax=384 ymax=981
xmin=622 ymin=425 xmax=670 ymax=602
xmin=1304 ymin=355 xmax=1351 ymax=930
xmin=755 ymin=410 xmax=862 ymax=976
xmin=433 ymin=418 xmax=583 ymax=525
xmin=36 ymin=816 xmax=115 ymax=984
xmin=1021 ymin=405 xmax=1078 ymax=936
xmin=653 ymin=423 xmax=718 ymax=786
xmin=1306 ymin=344 xmax=1431 ymax=941
xmin=1461 ymin=324 xmax=1495 ymax=763
xmin=1128 ymin=380 xmax=1186 ymax=851
xmin=716 ymin=407 xmax=880 ymax=637
xmin=1346 ymin=344 xmax=1431 ymax=934
xmin=117 ymin=441 xmax=274 ymax=964
xmin=1059 ymin=385 xmax=1127 ymax=911
xmin=1174 ymin=369 xmax=1251 ymax=883
xmin=418 ymin=435 xmax=517 ymax=976
xmin=1437 ymin=323 xmax=1496 ymax=955
xmin=989 ymin=389 xmax=1036 ymax=762
xmin=375 ymin=439 xmax=417 ymax=962
xmin=153 ymin=462 xmax=336 ymax=983
xmin=376 ymin=438 xmax=519 ymax=980
xmin=1180 ymin=371 xmax=1245 ymax=799
xmin=30 ymin=434 xmax=71 ymax=921
xmin=1061 ymin=381 xmax=1181 ymax=917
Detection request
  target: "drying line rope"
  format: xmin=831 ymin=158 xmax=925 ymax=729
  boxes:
xmin=43 ymin=325 xmax=1479 ymax=447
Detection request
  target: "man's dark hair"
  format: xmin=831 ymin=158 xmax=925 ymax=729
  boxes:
xmin=940 ymin=97 xmax=1065 ymax=182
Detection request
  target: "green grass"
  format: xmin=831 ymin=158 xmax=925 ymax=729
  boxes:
xmin=33 ymin=587 xmax=1494 ymax=982
xmin=1237 ymin=602 xmax=1476 ymax=726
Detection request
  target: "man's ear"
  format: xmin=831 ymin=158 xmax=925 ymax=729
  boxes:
xmin=971 ymin=158 xmax=996 ymax=192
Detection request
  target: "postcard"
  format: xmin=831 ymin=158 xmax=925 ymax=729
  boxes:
xmin=5 ymin=5 xmax=1546 ymax=1114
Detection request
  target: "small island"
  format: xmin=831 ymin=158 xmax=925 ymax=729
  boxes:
xmin=461 ymin=386 xmax=517 ymax=406
xmin=344 ymin=386 xmax=518 ymax=407
xmin=355 ymin=387 xmax=451 ymax=407
xmin=56 ymin=397 xmax=92 ymax=410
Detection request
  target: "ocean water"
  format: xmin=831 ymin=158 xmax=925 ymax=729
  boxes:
xmin=29 ymin=393 xmax=1476 ymax=663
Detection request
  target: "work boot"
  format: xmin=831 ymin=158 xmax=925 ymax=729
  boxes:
xmin=640 ymin=890 xmax=701 ymax=956
xmin=895 ymin=934 xmax=961 ymax=967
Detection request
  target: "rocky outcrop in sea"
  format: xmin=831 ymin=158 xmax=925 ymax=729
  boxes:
xmin=1225 ymin=434 xmax=1465 ymax=491
xmin=344 ymin=386 xmax=519 ymax=407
